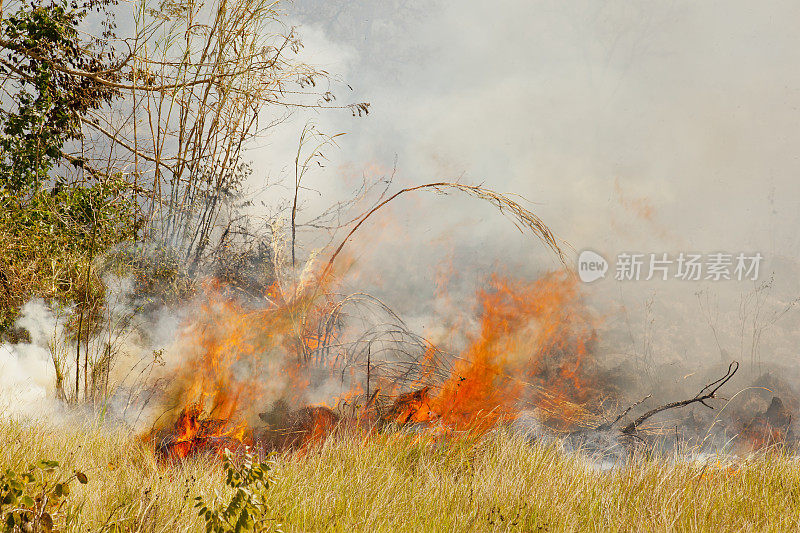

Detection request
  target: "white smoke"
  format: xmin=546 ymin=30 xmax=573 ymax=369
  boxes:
xmin=0 ymin=300 xmax=59 ymax=417
xmin=0 ymin=277 xmax=186 ymax=427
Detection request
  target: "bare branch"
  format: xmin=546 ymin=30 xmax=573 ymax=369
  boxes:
xmin=621 ymin=361 xmax=739 ymax=435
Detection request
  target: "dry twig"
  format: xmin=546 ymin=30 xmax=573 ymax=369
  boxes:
xmin=621 ymin=361 xmax=739 ymax=435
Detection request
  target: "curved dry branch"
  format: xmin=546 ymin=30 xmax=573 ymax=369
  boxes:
xmin=319 ymin=182 xmax=570 ymax=282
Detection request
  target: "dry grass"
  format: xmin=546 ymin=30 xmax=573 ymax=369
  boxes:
xmin=1 ymin=419 xmax=799 ymax=532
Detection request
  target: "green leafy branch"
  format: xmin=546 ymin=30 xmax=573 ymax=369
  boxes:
xmin=0 ymin=460 xmax=88 ymax=532
xmin=194 ymin=448 xmax=279 ymax=533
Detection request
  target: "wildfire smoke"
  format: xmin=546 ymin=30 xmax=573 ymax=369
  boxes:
xmin=147 ymin=267 xmax=608 ymax=459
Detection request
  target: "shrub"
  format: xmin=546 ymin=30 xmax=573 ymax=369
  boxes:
xmin=0 ymin=460 xmax=88 ymax=532
xmin=194 ymin=448 xmax=277 ymax=533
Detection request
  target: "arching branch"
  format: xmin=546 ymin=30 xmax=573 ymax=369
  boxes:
xmin=319 ymin=182 xmax=570 ymax=282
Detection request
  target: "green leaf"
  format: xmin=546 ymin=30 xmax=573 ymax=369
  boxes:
xmin=20 ymin=495 xmax=35 ymax=507
xmin=75 ymin=471 xmax=88 ymax=484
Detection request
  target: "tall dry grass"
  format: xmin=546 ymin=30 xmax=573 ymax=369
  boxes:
xmin=1 ymin=419 xmax=798 ymax=532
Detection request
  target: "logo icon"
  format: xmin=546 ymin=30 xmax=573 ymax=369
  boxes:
xmin=578 ymin=250 xmax=608 ymax=283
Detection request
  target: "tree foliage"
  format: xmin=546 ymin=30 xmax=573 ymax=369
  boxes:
xmin=0 ymin=0 xmax=138 ymax=333
xmin=0 ymin=0 xmax=366 ymax=342
xmin=0 ymin=459 xmax=88 ymax=532
xmin=0 ymin=0 xmax=118 ymax=190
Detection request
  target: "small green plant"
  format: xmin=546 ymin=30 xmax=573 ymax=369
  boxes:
xmin=0 ymin=460 xmax=88 ymax=532
xmin=194 ymin=448 xmax=277 ymax=533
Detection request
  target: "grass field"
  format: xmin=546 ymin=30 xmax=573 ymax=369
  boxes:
xmin=1 ymin=419 xmax=799 ymax=532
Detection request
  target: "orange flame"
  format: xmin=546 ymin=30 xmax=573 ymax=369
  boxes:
xmin=149 ymin=269 xmax=602 ymax=458
xmin=159 ymin=401 xmax=248 ymax=459
xmin=149 ymin=275 xmax=339 ymax=457
xmin=431 ymin=271 xmax=598 ymax=431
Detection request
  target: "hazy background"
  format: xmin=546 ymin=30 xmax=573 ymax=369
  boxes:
xmin=237 ymin=0 xmax=800 ymax=380
xmin=280 ymin=0 xmax=800 ymax=250
xmin=5 ymin=0 xmax=799 ymax=426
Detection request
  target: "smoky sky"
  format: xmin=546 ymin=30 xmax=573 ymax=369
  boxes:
xmin=241 ymin=1 xmax=800 ymax=376
xmin=273 ymin=0 xmax=800 ymax=257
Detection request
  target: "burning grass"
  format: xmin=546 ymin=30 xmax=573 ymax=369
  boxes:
xmin=2 ymin=419 xmax=800 ymax=532
xmin=144 ymin=270 xmax=609 ymax=460
xmin=2 ymin=192 xmax=794 ymax=529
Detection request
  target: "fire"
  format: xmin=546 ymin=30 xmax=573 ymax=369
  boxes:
xmin=384 ymin=387 xmax=435 ymax=425
xmin=158 ymin=401 xmax=248 ymax=459
xmin=148 ymin=277 xmax=339 ymax=458
xmin=431 ymin=272 xmax=598 ymax=431
xmin=148 ymin=269 xmax=603 ymax=459
xmin=737 ymin=396 xmax=793 ymax=452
